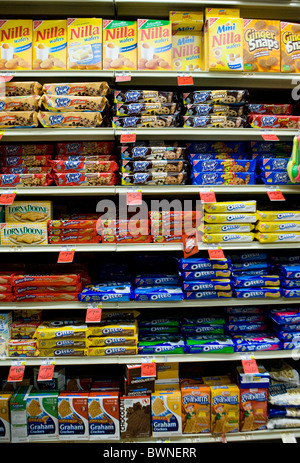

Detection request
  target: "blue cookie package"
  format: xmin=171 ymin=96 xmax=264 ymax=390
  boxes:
xmin=268 ymin=308 xmax=300 ymax=325
xmin=176 ymin=257 xmax=231 ymax=271
xmin=260 ymin=171 xmax=293 ymax=185
xmin=228 ymin=252 xmax=268 ymax=262
xmin=191 ymin=159 xmax=256 ymax=173
xmin=234 ymin=288 xmax=282 ymax=299
xmin=259 ymin=157 xmax=289 ymax=171
xmin=228 ymin=314 xmax=265 ymax=323
xmin=281 ymin=279 xmax=300 ymax=288
xmin=233 ymin=275 xmax=281 ymax=288
xmin=133 ymin=286 xmax=184 ymax=301
xmin=273 ymin=329 xmax=300 ymax=341
xmin=284 ymin=289 xmax=300 ymax=298
xmin=188 ymin=153 xmax=249 ymax=161
xmin=280 ymin=265 xmax=300 ymax=279
xmin=232 ymin=333 xmax=282 ymax=352
xmin=226 ymin=322 xmax=268 ymax=333
xmin=180 ymin=269 xmax=232 ymax=280
xmin=135 ymin=274 xmax=180 ymax=286
xmin=191 ymin=172 xmax=256 ymax=186
xmin=232 ymin=269 xmax=269 ymax=277
xmin=182 ymin=279 xmax=232 ymax=291
xmin=78 ymin=282 xmax=132 ymax=302
xmin=184 ymin=290 xmax=233 ymax=300
xmin=231 ymin=261 xmax=269 ymax=271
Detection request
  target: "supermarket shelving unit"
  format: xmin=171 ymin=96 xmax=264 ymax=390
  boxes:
xmin=1 ymin=0 xmax=300 ymax=444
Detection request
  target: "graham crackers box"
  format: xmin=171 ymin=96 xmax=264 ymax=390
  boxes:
xmin=151 ymin=390 xmax=182 ymax=437
xmin=138 ymin=19 xmax=172 ymax=70
xmin=33 ymin=19 xmax=67 ymax=70
xmin=120 ymin=395 xmax=151 ymax=438
xmin=103 ymin=20 xmax=137 ymax=70
xmin=88 ymin=391 xmax=120 ymax=440
xmin=243 ymin=19 xmax=280 ymax=72
xmin=211 ymin=385 xmax=239 ymax=434
xmin=240 ymin=388 xmax=268 ymax=432
xmin=67 ymin=18 xmax=102 ymax=70
xmin=58 ymin=392 xmax=89 ymax=440
xmin=26 ymin=391 xmax=59 ymax=441
xmin=181 ymin=386 xmax=210 ymax=434
xmin=0 ymin=20 xmax=33 ymax=70
xmin=281 ymin=22 xmax=300 ymax=73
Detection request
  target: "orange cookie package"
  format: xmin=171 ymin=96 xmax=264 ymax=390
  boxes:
xmin=243 ymin=19 xmax=280 ymax=72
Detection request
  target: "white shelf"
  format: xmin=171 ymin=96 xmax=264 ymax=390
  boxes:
xmin=1 ymin=128 xmax=115 ymax=142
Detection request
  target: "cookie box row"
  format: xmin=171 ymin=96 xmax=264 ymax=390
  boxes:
xmin=0 ymin=111 xmax=104 ymax=128
xmin=0 ymin=95 xmax=109 ymax=113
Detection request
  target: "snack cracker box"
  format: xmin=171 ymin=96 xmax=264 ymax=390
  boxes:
xmin=211 ymin=385 xmax=239 ymax=434
xmin=0 ymin=393 xmax=12 ymax=442
xmin=206 ymin=17 xmax=243 ymax=71
xmin=243 ymin=19 xmax=280 ymax=72
xmin=170 ymin=11 xmax=204 ymax=33
xmin=281 ymin=22 xmax=300 ymax=73
xmin=67 ymin=18 xmax=102 ymax=70
xmin=240 ymin=388 xmax=268 ymax=432
xmin=33 ymin=19 xmax=67 ymax=70
xmin=205 ymin=9 xmax=240 ymax=19
xmin=172 ymin=32 xmax=203 ymax=72
xmin=151 ymin=390 xmax=182 ymax=436
xmin=138 ymin=19 xmax=172 ymax=70
xmin=5 ymin=201 xmax=52 ymax=223
xmin=181 ymin=386 xmax=210 ymax=433
xmin=0 ymin=222 xmax=48 ymax=246
xmin=58 ymin=392 xmax=89 ymax=440
xmin=88 ymin=391 xmax=120 ymax=440
xmin=0 ymin=20 xmax=33 ymax=70
xmin=10 ymin=386 xmax=32 ymax=443
xmin=103 ymin=20 xmax=137 ymax=70
xmin=26 ymin=391 xmax=59 ymax=441
xmin=120 ymin=395 xmax=151 ymax=438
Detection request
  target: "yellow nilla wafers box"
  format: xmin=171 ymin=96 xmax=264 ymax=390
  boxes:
xmin=67 ymin=18 xmax=102 ymax=70
xmin=33 ymin=19 xmax=67 ymax=70
xmin=103 ymin=20 xmax=137 ymax=70
xmin=151 ymin=390 xmax=182 ymax=436
xmin=181 ymin=386 xmax=210 ymax=434
xmin=0 ymin=20 xmax=33 ymax=70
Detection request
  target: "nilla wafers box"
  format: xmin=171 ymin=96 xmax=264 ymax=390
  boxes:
xmin=33 ymin=19 xmax=67 ymax=70
xmin=0 ymin=20 xmax=33 ymax=70
xmin=138 ymin=19 xmax=172 ymax=70
xmin=151 ymin=390 xmax=182 ymax=436
xmin=103 ymin=20 xmax=137 ymax=70
xmin=67 ymin=18 xmax=102 ymax=70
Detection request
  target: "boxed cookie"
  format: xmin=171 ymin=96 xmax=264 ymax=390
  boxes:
xmin=113 ymin=115 xmax=180 ymax=128
xmin=246 ymin=104 xmax=293 ymax=115
xmin=40 ymin=95 xmax=108 ymax=112
xmin=5 ymin=201 xmax=52 ymax=222
xmin=240 ymin=388 xmax=268 ymax=432
xmin=122 ymin=159 xmax=187 ymax=173
xmin=172 ymin=32 xmax=203 ymax=73
xmin=120 ymin=145 xmax=186 ymax=160
xmin=0 ymin=222 xmax=48 ymax=245
xmin=248 ymin=114 xmax=300 ymax=129
xmin=115 ymin=102 xmax=180 ymax=116
xmin=33 ymin=19 xmax=67 ymax=70
xmin=183 ymin=115 xmax=247 ymax=128
xmin=114 ymin=90 xmax=175 ymax=104
xmin=191 ymin=172 xmax=256 ymax=185
xmin=103 ymin=20 xmax=137 ymax=71
xmin=67 ymin=18 xmax=102 ymax=70
xmin=0 ymin=111 xmax=38 ymax=128
xmin=243 ymin=19 xmax=280 ymax=72
xmin=281 ymin=22 xmax=300 ymax=73
xmin=122 ymin=171 xmax=187 ymax=185
xmin=53 ymin=172 xmax=118 ymax=186
xmin=43 ymin=82 xmax=110 ymax=96
xmin=192 ymin=159 xmax=256 ymax=173
xmin=120 ymin=396 xmax=151 ymax=438
xmin=151 ymin=390 xmax=182 ymax=436
xmin=0 ymin=96 xmax=40 ymax=111
xmin=88 ymin=391 xmax=120 ymax=440
xmin=137 ymin=19 xmax=172 ymax=71
xmin=185 ymin=104 xmax=245 ymax=117
xmin=0 ymin=20 xmax=33 ymax=70
xmin=183 ymin=90 xmax=249 ymax=105
xmin=38 ymin=111 xmax=103 ymax=128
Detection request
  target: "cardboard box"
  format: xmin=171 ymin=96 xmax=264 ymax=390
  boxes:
xmin=138 ymin=19 xmax=172 ymax=70
xmin=33 ymin=19 xmax=67 ymax=70
xmin=205 ymin=8 xmax=240 ymax=19
xmin=10 ymin=386 xmax=32 ymax=443
xmin=243 ymin=19 xmax=280 ymax=72
xmin=240 ymin=388 xmax=268 ymax=431
xmin=120 ymin=395 xmax=151 ymax=438
xmin=67 ymin=18 xmax=102 ymax=70
xmin=5 ymin=201 xmax=52 ymax=223
xmin=170 ymin=11 xmax=204 ymax=33
xmin=181 ymin=386 xmax=210 ymax=433
xmin=281 ymin=21 xmax=300 ymax=73
xmin=88 ymin=391 xmax=120 ymax=440
xmin=0 ymin=393 xmax=12 ymax=442
xmin=211 ymin=385 xmax=239 ymax=434
xmin=58 ymin=392 xmax=89 ymax=440
xmin=151 ymin=390 xmax=182 ymax=436
xmin=0 ymin=222 xmax=48 ymax=245
xmin=103 ymin=20 xmax=137 ymax=70
xmin=0 ymin=20 xmax=33 ymax=70
xmin=26 ymin=391 xmax=59 ymax=441
xmin=172 ymin=32 xmax=203 ymax=72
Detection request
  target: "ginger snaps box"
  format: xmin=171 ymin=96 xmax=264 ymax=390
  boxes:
xmin=138 ymin=19 xmax=172 ymax=70
xmin=243 ymin=19 xmax=280 ymax=72
xmin=281 ymin=22 xmax=300 ymax=73
xmin=120 ymin=395 xmax=151 ymax=438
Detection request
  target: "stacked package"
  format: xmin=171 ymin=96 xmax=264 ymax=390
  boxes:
xmin=188 ymin=140 xmax=256 ymax=186
xmin=48 ymin=217 xmax=100 ymax=245
xmin=120 ymin=141 xmax=188 ymax=187
xmin=182 ymin=89 xmax=248 ymax=129
xmin=100 ymin=217 xmax=151 ymax=244
xmin=279 ymin=262 xmax=300 ymax=298
xmin=255 ymin=210 xmax=300 ymax=243
xmin=123 ymin=364 xmax=155 ymax=397
xmin=150 ymin=210 xmax=198 ymax=244
xmin=138 ymin=317 xmax=184 ymax=355
xmin=203 ymin=200 xmax=257 ymax=244
xmin=8 ymin=310 xmax=41 ymax=358
xmin=0 ymin=81 xmax=41 ymax=129
xmin=0 ymin=143 xmax=54 ymax=187
xmin=133 ymin=272 xmax=183 ymax=302
xmin=0 ymin=312 xmax=12 ymax=357
xmin=177 ymin=256 xmax=233 ymax=300
xmin=52 ymin=141 xmax=119 ymax=187
xmin=38 ymin=81 xmax=110 ymax=128
xmin=268 ymin=307 xmax=300 ymax=350
xmin=0 ymin=272 xmax=14 ymax=302
xmin=112 ymin=89 xmax=181 ymax=129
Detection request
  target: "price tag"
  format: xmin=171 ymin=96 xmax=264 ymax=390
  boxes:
xmin=208 ymin=246 xmax=226 ymax=260
xmin=281 ymin=433 xmax=297 ymax=443
xmin=120 ymin=131 xmax=136 ymax=143
xmin=115 ymin=72 xmax=132 ymax=82
xmin=126 ymin=189 xmax=142 ymax=206
xmin=86 ymin=303 xmax=102 ymax=323
xmin=7 ymin=361 xmax=25 ymax=382
xmin=200 ymin=189 xmax=216 ymax=203
xmin=0 ymin=74 xmax=14 ymax=82
xmin=177 ymin=74 xmax=193 ymax=86
xmin=57 ymin=246 xmax=75 ymax=263
xmin=241 ymin=355 xmax=259 ymax=374
xmin=267 ymin=188 xmax=285 ymax=201
xmin=141 ymin=362 xmax=156 ymax=377
xmin=182 ymin=231 xmax=199 ymax=258
xmin=37 ymin=360 xmax=55 ymax=382
xmin=261 ymin=131 xmax=279 ymax=141
xmin=0 ymin=190 xmax=16 ymax=205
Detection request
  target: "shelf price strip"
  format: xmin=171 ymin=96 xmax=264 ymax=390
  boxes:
xmin=177 ymin=73 xmax=194 ymax=86
xmin=200 ymin=189 xmax=216 ymax=203
xmin=120 ymin=131 xmax=136 ymax=143
xmin=240 ymin=354 xmax=259 ymax=374
xmin=208 ymin=245 xmax=226 ymax=260
xmin=115 ymin=71 xmax=132 ymax=82
xmin=126 ymin=188 xmax=142 ymax=206
xmin=7 ymin=360 xmax=26 ymax=382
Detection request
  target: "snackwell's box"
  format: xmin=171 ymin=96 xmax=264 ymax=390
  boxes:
xmin=151 ymin=390 xmax=182 ymax=437
xmin=26 ymin=391 xmax=59 ymax=441
xmin=243 ymin=19 xmax=280 ymax=72
xmin=5 ymin=201 xmax=53 ymax=223
xmin=181 ymin=386 xmax=210 ymax=434
xmin=58 ymin=392 xmax=89 ymax=440
xmin=0 ymin=19 xmax=33 ymax=70
xmin=138 ymin=19 xmax=172 ymax=70
xmin=67 ymin=18 xmax=102 ymax=70
xmin=88 ymin=391 xmax=120 ymax=440
xmin=103 ymin=20 xmax=137 ymax=70
xmin=0 ymin=393 xmax=12 ymax=442
xmin=281 ymin=22 xmax=300 ymax=73
xmin=210 ymin=385 xmax=239 ymax=434
xmin=33 ymin=19 xmax=67 ymax=70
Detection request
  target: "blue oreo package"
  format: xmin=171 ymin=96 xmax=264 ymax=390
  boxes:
xmin=268 ymin=308 xmax=300 ymax=325
xmin=234 ymin=288 xmax=282 ymax=298
xmin=231 ymin=261 xmax=269 ymax=271
xmin=280 ymin=264 xmax=300 ymax=279
xmin=233 ymin=275 xmax=281 ymax=288
xmin=282 ymin=279 xmax=300 ymax=288
xmin=228 ymin=314 xmax=265 ymax=323
xmin=226 ymin=322 xmax=268 ymax=333
xmin=176 ymin=257 xmax=231 ymax=271
xmin=232 ymin=333 xmax=281 ymax=352
xmin=180 ymin=269 xmax=231 ymax=280
xmin=133 ymin=286 xmax=184 ymax=301
xmin=135 ymin=274 xmax=180 ymax=286
xmin=284 ymin=289 xmax=300 ymax=298
xmin=78 ymin=282 xmax=132 ymax=302
xmin=180 ymin=324 xmax=225 ymax=335
xmin=232 ymin=269 xmax=269 ymax=277
xmin=184 ymin=290 xmax=233 ymax=300
xmin=182 ymin=279 xmax=232 ymax=291
xmin=228 ymin=252 xmax=268 ymax=262
xmin=273 ymin=329 xmax=300 ymax=342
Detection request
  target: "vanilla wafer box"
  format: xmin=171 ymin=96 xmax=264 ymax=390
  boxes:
xmin=151 ymin=390 xmax=182 ymax=436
